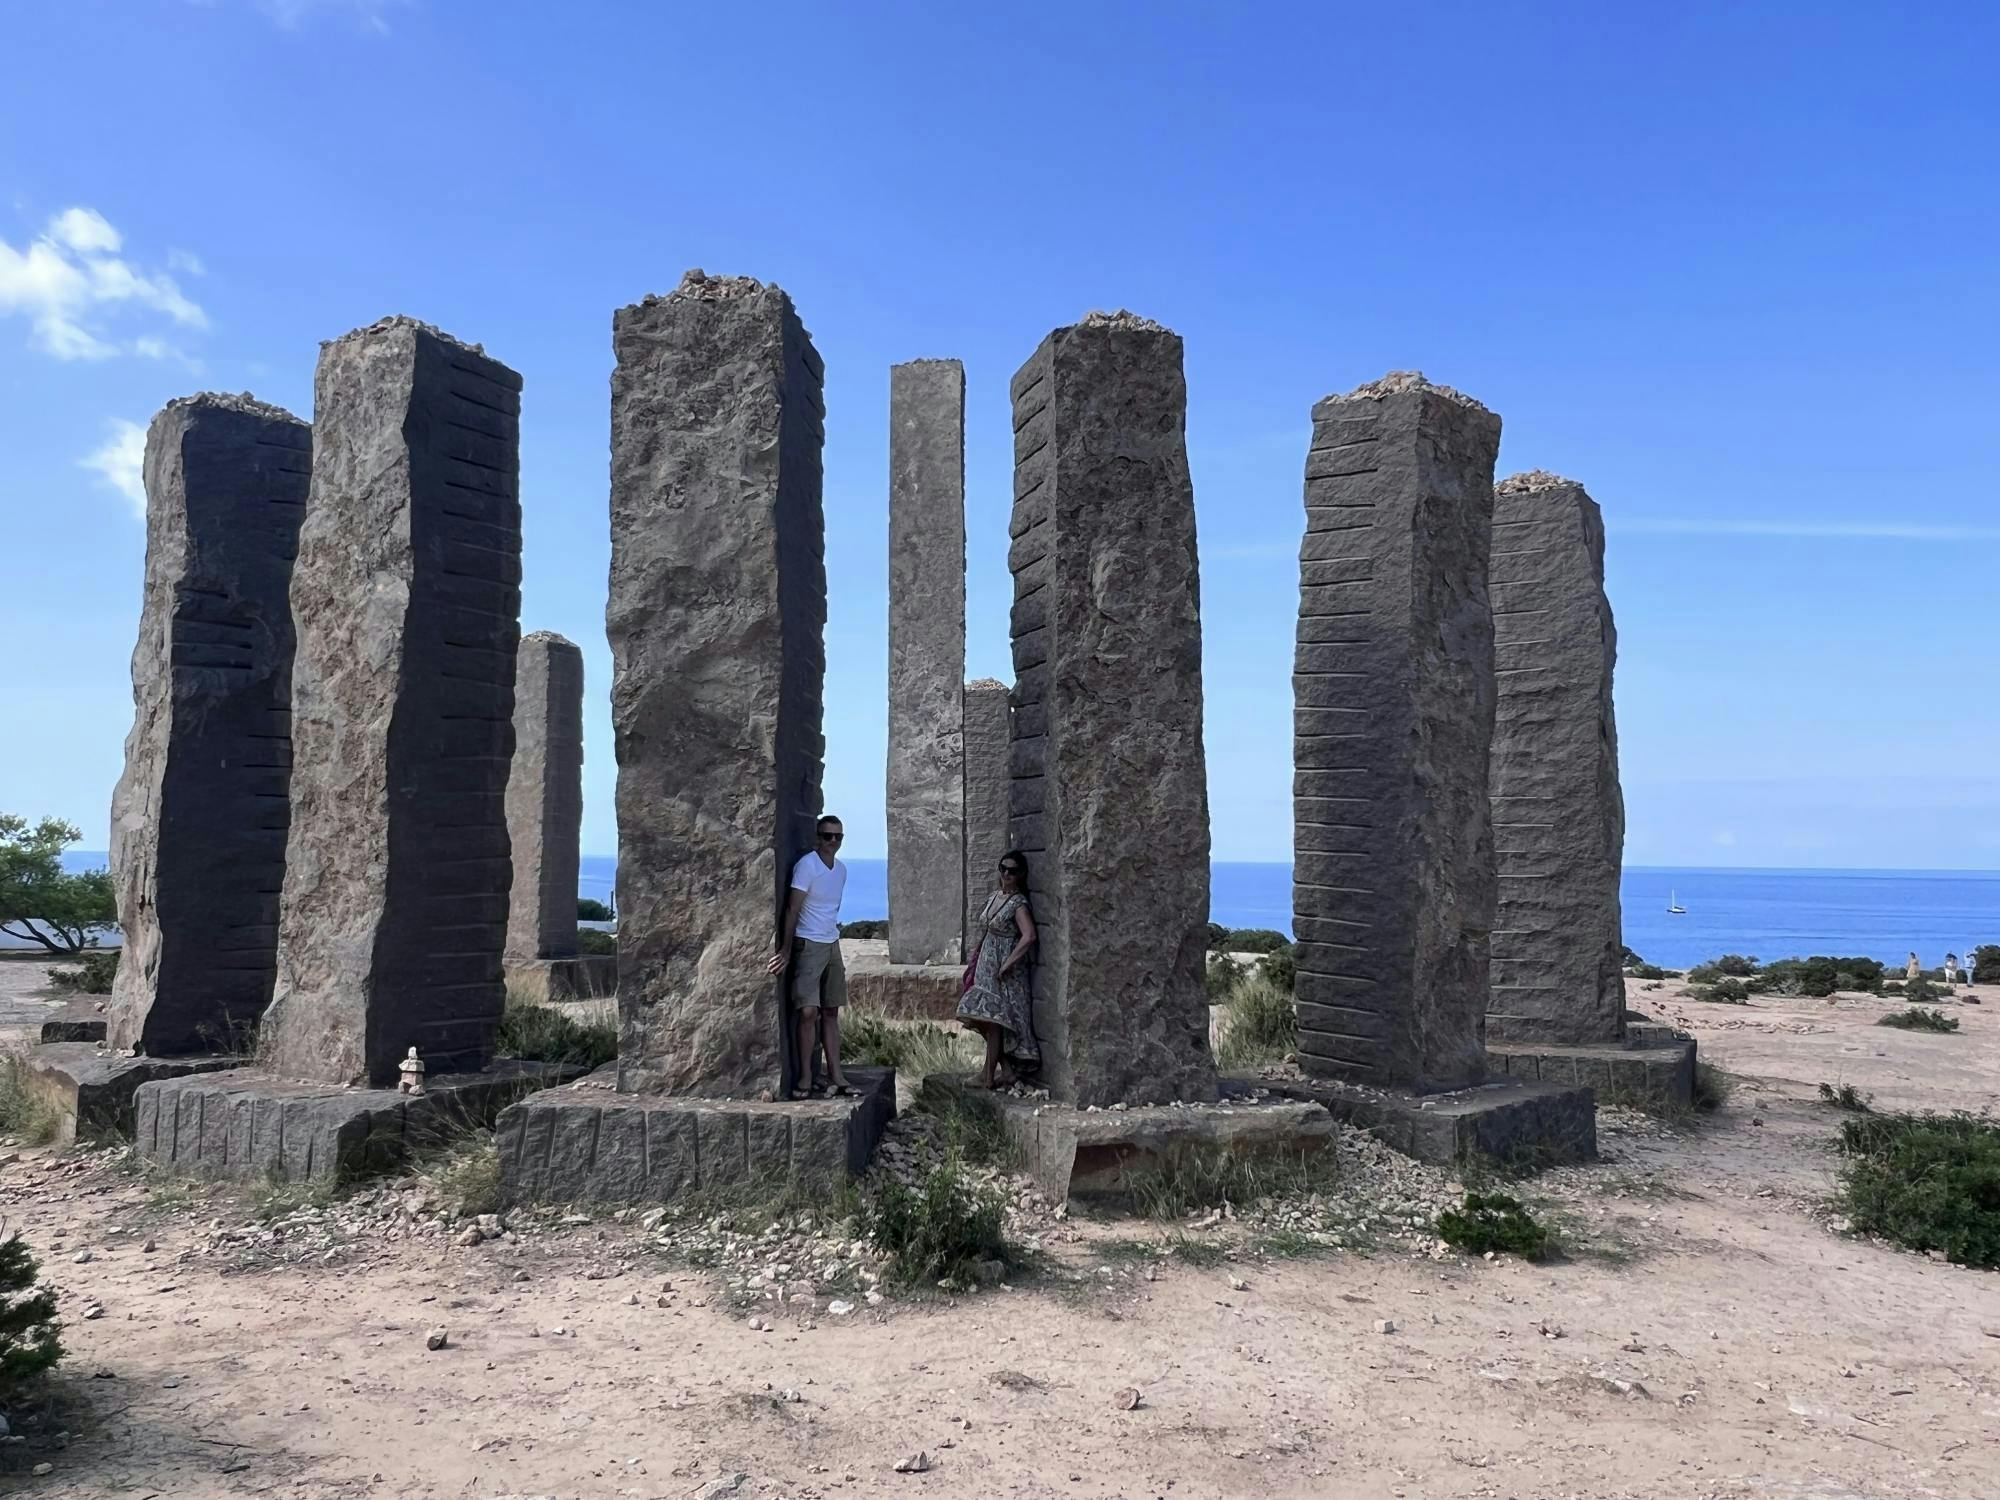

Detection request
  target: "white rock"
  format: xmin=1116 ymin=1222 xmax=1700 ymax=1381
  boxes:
xmin=828 ymin=1300 xmax=855 ymax=1316
xmin=1374 ymin=1319 xmax=1396 ymax=1334
xmin=425 ymin=1327 xmax=449 ymax=1351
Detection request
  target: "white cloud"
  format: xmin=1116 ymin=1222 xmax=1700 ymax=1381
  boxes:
xmin=1620 ymin=517 xmax=2000 ymax=542
xmin=80 ymin=420 xmax=148 ymax=517
xmin=0 ymin=207 xmax=207 ymax=361
xmin=166 ymin=248 xmax=206 ymax=276
xmin=252 ymin=0 xmax=414 ymax=32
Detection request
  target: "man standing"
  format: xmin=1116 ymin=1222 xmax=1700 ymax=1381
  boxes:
xmin=768 ymin=815 xmax=854 ymax=1099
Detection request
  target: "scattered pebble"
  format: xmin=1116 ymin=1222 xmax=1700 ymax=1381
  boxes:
xmin=894 ymin=1451 xmax=933 ymax=1474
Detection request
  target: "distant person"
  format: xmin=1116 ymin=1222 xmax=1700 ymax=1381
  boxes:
xmin=768 ymin=815 xmax=854 ymax=1100
xmin=1944 ymin=953 xmax=1960 ymax=985
xmin=1907 ymin=952 xmax=1922 ymax=982
xmin=956 ymin=850 xmax=1041 ymax=1089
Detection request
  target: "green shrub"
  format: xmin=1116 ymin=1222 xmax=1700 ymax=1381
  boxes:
xmin=1620 ymin=946 xmax=1646 ymax=967
xmin=47 ymin=949 xmax=118 ymax=994
xmin=864 ymin=1151 xmax=1010 ymax=1286
xmin=841 ymin=1010 xmax=981 ymax=1079
xmin=1260 ymin=942 xmax=1296 ymax=993
xmin=1125 ymin=1142 xmax=1336 ymax=1220
xmin=1689 ymin=955 xmax=1759 ymax=984
xmin=1876 ymin=1008 xmax=1958 ymax=1033
xmin=1838 ymin=1112 xmax=2000 ymax=1267
xmin=576 ymin=897 xmax=613 ymax=922
xmin=1223 ymin=928 xmax=1289 ymax=955
xmin=1904 ymin=976 xmax=1941 ymax=1003
xmin=1691 ymin=978 xmax=1749 ymax=1004
xmin=1817 ymin=1081 xmax=1873 ymax=1113
xmin=1216 ymin=974 xmax=1296 ymax=1068
xmin=1205 ymin=953 xmax=1245 ymax=1002
xmin=495 ymin=995 xmax=619 ymax=1069
xmin=0 ymin=1229 xmax=62 ymax=1393
xmin=1691 ymin=1061 xmax=1733 ymax=1112
xmin=1435 ymin=1192 xmax=1550 ymax=1260
xmin=574 ymin=927 xmax=617 ymax=956
xmin=1972 ymin=945 xmax=2000 ymax=984
xmin=1629 ymin=963 xmax=1667 ymax=981
xmin=838 ymin=919 xmax=887 ymax=939
xmin=1204 ymin=922 xmax=1232 ymax=951
xmin=1882 ymin=980 xmax=1906 ymax=995
xmin=1751 ymin=956 xmax=1884 ymax=998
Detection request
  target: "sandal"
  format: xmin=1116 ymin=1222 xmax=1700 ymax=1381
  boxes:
xmin=829 ymin=1081 xmax=858 ymax=1098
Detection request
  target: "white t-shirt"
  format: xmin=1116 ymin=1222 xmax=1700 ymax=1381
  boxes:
xmin=790 ymin=853 xmax=847 ymax=944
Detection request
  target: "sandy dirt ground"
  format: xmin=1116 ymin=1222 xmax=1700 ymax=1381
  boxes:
xmin=1 ymin=984 xmax=1996 ymax=1499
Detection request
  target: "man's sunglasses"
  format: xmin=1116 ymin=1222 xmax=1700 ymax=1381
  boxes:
xmin=818 ymin=830 xmax=844 ymax=842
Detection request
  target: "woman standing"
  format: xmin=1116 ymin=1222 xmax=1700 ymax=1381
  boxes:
xmin=956 ymin=850 xmax=1041 ymax=1088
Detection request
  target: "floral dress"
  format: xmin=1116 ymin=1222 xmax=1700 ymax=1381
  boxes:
xmin=955 ymin=892 xmax=1041 ymax=1072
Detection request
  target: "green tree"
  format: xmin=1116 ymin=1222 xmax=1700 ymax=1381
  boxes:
xmin=0 ymin=1228 xmax=63 ymax=1391
xmin=576 ymin=897 xmax=613 ymax=922
xmin=0 ymin=814 xmax=116 ymax=954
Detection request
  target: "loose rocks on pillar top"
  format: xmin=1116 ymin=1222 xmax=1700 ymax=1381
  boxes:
xmin=1327 ymin=368 xmax=1492 ymax=413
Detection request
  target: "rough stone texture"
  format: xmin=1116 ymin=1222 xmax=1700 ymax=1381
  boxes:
xmin=497 ymin=1064 xmax=895 ymax=1203
xmin=920 ymin=1074 xmax=1332 ymax=1204
xmin=261 ymin=318 xmax=523 ymax=1087
xmin=609 ymin=274 xmax=825 ymax=1098
xmin=39 ymin=1001 xmax=108 ymax=1044
xmin=505 ymin=631 xmax=585 ymax=963
xmin=1292 ymin=372 xmax=1501 ymax=1092
xmin=1257 ymin=1073 xmax=1597 ymax=1167
xmin=961 ymin=679 xmax=1012 ymax=955
xmin=106 ymin=394 xmax=310 ymax=1056
xmin=1488 ymin=1036 xmax=1696 ymax=1110
xmin=1007 ymin=318 xmax=1216 ymax=1108
xmin=134 ymin=1060 xmax=577 ymax=1182
xmin=505 ymin=955 xmax=617 ymax=1001
xmin=22 ymin=1043 xmax=240 ymax=1144
xmin=1487 ymin=472 xmax=1625 ymax=1044
xmin=887 ymin=360 xmax=966 ymax=965
xmin=840 ymin=939 xmax=962 ymax=1021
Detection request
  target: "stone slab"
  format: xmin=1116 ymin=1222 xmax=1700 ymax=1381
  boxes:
xmin=920 ymin=1074 xmax=1333 ymax=1204
xmin=1254 ymin=1072 xmax=1595 ymax=1169
xmin=887 ymin=359 xmax=966 ymax=966
xmin=107 ymin=393 xmax=310 ymax=1056
xmin=263 ymin=317 xmax=523 ymax=1087
xmin=1007 ymin=312 xmax=1215 ymax=1107
xmin=1293 ymin=371 xmax=1501 ymax=1092
xmin=505 ymin=631 xmax=586 ymax=963
xmin=1487 ymin=472 xmax=1625 ymax=1044
xmin=840 ymin=939 xmax=961 ymax=1021
xmin=22 ymin=1043 xmax=241 ymax=1144
xmin=1488 ymin=1038 xmax=1695 ymax=1111
xmin=962 ymin=678 xmax=1012 ymax=954
xmin=133 ymin=1059 xmax=580 ymax=1183
xmin=497 ymin=1064 xmax=895 ymax=1204
xmin=505 ymin=955 xmax=617 ymax=1002
xmin=39 ymin=1001 xmax=109 ymax=1045
xmin=609 ymin=272 xmax=825 ymax=1098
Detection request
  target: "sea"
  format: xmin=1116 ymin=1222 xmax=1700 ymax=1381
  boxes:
xmin=20 ymin=855 xmax=1996 ymax=972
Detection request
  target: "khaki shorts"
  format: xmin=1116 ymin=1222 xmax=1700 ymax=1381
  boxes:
xmin=791 ymin=937 xmax=847 ymax=1011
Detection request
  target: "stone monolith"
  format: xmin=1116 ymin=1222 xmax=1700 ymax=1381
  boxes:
xmin=962 ymin=678 xmax=1011 ymax=953
xmin=1292 ymin=371 xmax=1500 ymax=1092
xmin=887 ymin=359 xmax=967 ymax=965
xmin=1486 ymin=472 xmax=1625 ymax=1043
xmin=505 ymin=631 xmax=585 ymax=964
xmin=261 ymin=318 xmax=522 ymax=1088
xmin=608 ymin=271 xmax=825 ymax=1098
xmin=1007 ymin=312 xmax=1216 ymax=1107
xmin=107 ymin=394 xmax=310 ymax=1056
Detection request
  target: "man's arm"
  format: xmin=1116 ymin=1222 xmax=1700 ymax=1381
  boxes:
xmin=767 ymin=886 xmax=808 ymax=974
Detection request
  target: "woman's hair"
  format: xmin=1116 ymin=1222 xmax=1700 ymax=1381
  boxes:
xmin=998 ymin=849 xmax=1029 ymax=883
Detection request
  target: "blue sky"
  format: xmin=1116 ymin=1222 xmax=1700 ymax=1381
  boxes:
xmin=2 ymin=0 xmax=1995 ymax=868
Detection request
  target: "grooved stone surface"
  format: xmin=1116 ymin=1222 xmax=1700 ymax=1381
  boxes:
xmin=506 ymin=631 xmax=585 ymax=963
xmin=1488 ymin=1037 xmax=1694 ymax=1109
xmin=1486 ymin=472 xmax=1625 ymax=1044
xmin=134 ymin=1060 xmax=576 ymax=1182
xmin=609 ymin=274 xmax=825 ymax=1098
xmin=497 ymin=1064 xmax=895 ymax=1203
xmin=1257 ymin=1072 xmax=1596 ymax=1167
xmin=262 ymin=319 xmax=523 ymax=1088
xmin=107 ymin=394 xmax=310 ymax=1055
xmin=1007 ymin=316 xmax=1216 ymax=1107
xmin=23 ymin=1043 xmax=240 ymax=1143
xmin=962 ymin=678 xmax=1012 ymax=952
xmin=1292 ymin=372 xmax=1501 ymax=1093
xmin=887 ymin=360 xmax=966 ymax=965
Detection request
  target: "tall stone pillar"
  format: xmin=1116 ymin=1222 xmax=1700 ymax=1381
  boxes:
xmin=107 ymin=395 xmax=310 ymax=1056
xmin=1007 ymin=312 xmax=1216 ymax=1108
xmin=1487 ymin=472 xmax=1625 ymax=1043
xmin=887 ymin=359 xmax=966 ymax=965
xmin=608 ymin=271 xmax=825 ymax=1099
xmin=1292 ymin=371 xmax=1500 ymax=1093
xmin=962 ymin=678 xmax=1012 ymax=954
xmin=505 ymin=631 xmax=585 ymax=963
xmin=261 ymin=318 xmax=523 ymax=1088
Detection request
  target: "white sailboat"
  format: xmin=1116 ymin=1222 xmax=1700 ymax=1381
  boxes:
xmin=1667 ymin=888 xmax=1687 ymax=915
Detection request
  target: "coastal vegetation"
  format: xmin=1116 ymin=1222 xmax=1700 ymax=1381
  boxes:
xmin=1838 ymin=1112 xmax=2000 ymax=1268
xmin=0 ymin=813 xmax=116 ymax=954
xmin=574 ymin=927 xmax=617 ymax=956
xmin=576 ymin=897 xmax=612 ymax=921
xmin=1875 ymin=1008 xmax=1959 ymax=1033
xmin=1435 ymin=1192 xmax=1552 ymax=1261
xmin=47 ymin=949 xmax=118 ymax=994
xmin=0 ymin=1229 xmax=64 ymax=1394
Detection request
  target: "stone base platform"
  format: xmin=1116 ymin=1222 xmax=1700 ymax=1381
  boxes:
xmin=497 ymin=1064 xmax=897 ymax=1205
xmin=1488 ymin=1036 xmax=1697 ymax=1110
xmin=38 ymin=1000 xmax=109 ymax=1044
xmin=919 ymin=1074 xmax=1335 ymax=1205
xmin=504 ymin=954 xmax=617 ymax=1001
xmin=841 ymin=939 xmax=960 ymax=1021
xmin=1252 ymin=1073 xmax=1596 ymax=1169
xmin=23 ymin=1044 xmax=241 ymax=1144
xmin=134 ymin=1060 xmax=582 ymax=1183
